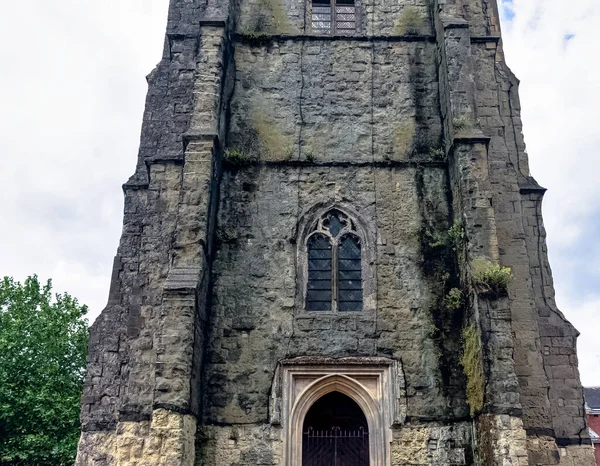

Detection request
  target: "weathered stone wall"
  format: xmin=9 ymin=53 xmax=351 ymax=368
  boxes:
xmin=235 ymin=0 xmax=432 ymax=36
xmin=229 ymin=39 xmax=442 ymax=163
xmin=205 ymin=164 xmax=466 ymax=425
xmin=75 ymin=0 xmax=596 ymax=464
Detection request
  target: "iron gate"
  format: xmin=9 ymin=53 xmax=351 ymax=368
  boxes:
xmin=302 ymin=426 xmax=369 ymax=466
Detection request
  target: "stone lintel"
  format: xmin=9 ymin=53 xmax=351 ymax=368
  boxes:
xmin=123 ymin=179 xmax=150 ymax=191
xmin=518 ymin=175 xmax=547 ymax=195
xmin=234 ymin=33 xmax=436 ymax=45
xmin=441 ymin=17 xmax=470 ymax=29
xmin=556 ymin=437 xmax=593 ymax=446
xmin=471 ymin=35 xmax=501 ymax=44
xmin=228 ymin=160 xmax=447 ymax=169
xmin=166 ymin=32 xmax=199 ymax=41
xmin=280 ymin=356 xmax=394 ymax=366
xmin=526 ymin=426 xmax=556 ymax=437
xmin=453 ymin=134 xmax=491 ymax=145
xmin=183 ymin=131 xmax=219 ymax=150
xmin=164 ymin=266 xmax=203 ymax=293
xmin=152 ymin=402 xmax=195 ymax=417
xmin=477 ymin=290 xmax=509 ymax=300
xmin=199 ymin=18 xmax=227 ymax=27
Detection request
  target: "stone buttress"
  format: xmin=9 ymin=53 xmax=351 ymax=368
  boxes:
xmin=75 ymin=0 xmax=595 ymax=465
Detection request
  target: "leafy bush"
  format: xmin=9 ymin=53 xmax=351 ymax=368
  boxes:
xmin=472 ymin=257 xmax=513 ymax=293
xmin=0 ymin=276 xmax=88 ymax=465
xmin=443 ymin=288 xmax=464 ymax=311
xmin=447 ymin=222 xmax=466 ymax=250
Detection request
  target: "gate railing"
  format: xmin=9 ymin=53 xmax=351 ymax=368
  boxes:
xmin=302 ymin=426 xmax=369 ymax=466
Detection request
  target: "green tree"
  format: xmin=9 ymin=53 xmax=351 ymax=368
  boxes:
xmin=0 ymin=275 xmax=89 ymax=465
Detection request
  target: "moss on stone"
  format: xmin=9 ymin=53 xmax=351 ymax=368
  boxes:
xmin=461 ymin=324 xmax=485 ymax=417
xmin=394 ymin=7 xmax=427 ymax=36
xmin=244 ymin=0 xmax=296 ymax=36
xmin=250 ymin=111 xmax=294 ymax=161
xmin=393 ymin=119 xmax=416 ymax=160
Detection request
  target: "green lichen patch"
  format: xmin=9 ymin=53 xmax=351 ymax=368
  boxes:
xmin=472 ymin=257 xmax=513 ymax=293
xmin=243 ymin=0 xmax=296 ymax=36
xmin=394 ymin=7 xmax=427 ymax=36
xmin=461 ymin=324 xmax=485 ymax=417
xmin=250 ymin=111 xmax=294 ymax=161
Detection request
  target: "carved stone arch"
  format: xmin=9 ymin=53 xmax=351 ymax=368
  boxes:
xmin=286 ymin=374 xmax=389 ymax=466
xmin=295 ymin=202 xmax=377 ymax=312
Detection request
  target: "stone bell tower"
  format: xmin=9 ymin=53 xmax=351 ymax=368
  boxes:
xmin=76 ymin=0 xmax=596 ymax=464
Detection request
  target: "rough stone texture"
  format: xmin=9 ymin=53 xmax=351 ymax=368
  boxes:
xmin=77 ymin=410 xmax=196 ymax=466
xmin=76 ymin=0 xmax=595 ymax=464
xmin=390 ymin=422 xmax=473 ymax=465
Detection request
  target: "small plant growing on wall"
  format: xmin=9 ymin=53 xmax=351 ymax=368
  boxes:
xmin=452 ymin=116 xmax=469 ymax=132
xmin=447 ymin=222 xmax=466 ymax=250
xmin=443 ymin=288 xmax=464 ymax=311
xmin=223 ymin=148 xmax=253 ymax=168
xmin=304 ymin=150 xmax=316 ymax=163
xmin=428 ymin=147 xmax=445 ymax=159
xmin=461 ymin=324 xmax=485 ymax=417
xmin=472 ymin=257 xmax=513 ymax=293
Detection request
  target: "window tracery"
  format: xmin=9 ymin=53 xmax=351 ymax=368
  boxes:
xmin=306 ymin=209 xmax=363 ymax=311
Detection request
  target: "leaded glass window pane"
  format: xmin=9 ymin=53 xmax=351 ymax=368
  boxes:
xmin=335 ymin=4 xmax=355 ymax=34
xmin=306 ymin=233 xmax=332 ymax=311
xmin=312 ymin=3 xmax=331 ymax=33
xmin=337 ymin=234 xmax=362 ymax=311
xmin=312 ymin=0 xmax=357 ymax=35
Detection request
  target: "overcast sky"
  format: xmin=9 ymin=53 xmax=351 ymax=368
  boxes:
xmin=0 ymin=0 xmax=598 ymax=386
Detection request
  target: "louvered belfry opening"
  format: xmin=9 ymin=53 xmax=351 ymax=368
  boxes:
xmin=306 ymin=210 xmax=363 ymax=312
xmin=311 ymin=0 xmax=356 ymax=35
xmin=302 ymin=392 xmax=369 ymax=466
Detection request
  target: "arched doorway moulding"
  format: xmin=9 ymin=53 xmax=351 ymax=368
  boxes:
xmin=286 ymin=374 xmax=390 ymax=466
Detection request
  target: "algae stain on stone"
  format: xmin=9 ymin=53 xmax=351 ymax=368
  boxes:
xmin=461 ymin=324 xmax=485 ymax=417
xmin=250 ymin=110 xmax=294 ymax=161
xmin=394 ymin=7 xmax=427 ymax=36
xmin=246 ymin=0 xmax=297 ymax=35
xmin=393 ymin=119 xmax=416 ymax=160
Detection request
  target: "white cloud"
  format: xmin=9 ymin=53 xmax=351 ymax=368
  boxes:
xmin=0 ymin=0 xmax=170 ymax=322
xmin=500 ymin=0 xmax=600 ymax=385
xmin=0 ymin=0 xmax=597 ymax=385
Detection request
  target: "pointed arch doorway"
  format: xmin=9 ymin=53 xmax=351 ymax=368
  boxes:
xmin=302 ymin=391 xmax=369 ymax=466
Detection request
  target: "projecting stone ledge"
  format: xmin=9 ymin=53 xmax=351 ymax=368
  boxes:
xmin=164 ymin=266 xmax=203 ymax=292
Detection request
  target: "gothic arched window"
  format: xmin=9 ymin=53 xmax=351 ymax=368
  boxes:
xmin=311 ymin=0 xmax=357 ymax=35
xmin=306 ymin=210 xmax=363 ymax=311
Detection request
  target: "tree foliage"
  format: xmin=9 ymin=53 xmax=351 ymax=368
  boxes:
xmin=0 ymin=275 xmax=89 ymax=465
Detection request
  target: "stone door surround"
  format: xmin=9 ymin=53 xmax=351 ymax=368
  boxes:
xmin=275 ymin=357 xmax=402 ymax=466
